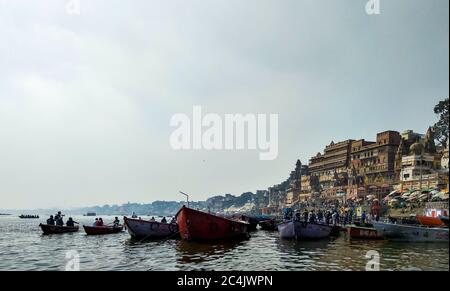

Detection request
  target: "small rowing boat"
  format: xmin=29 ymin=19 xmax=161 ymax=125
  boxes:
xmin=39 ymin=224 xmax=79 ymax=235
xmin=83 ymin=225 xmax=123 ymax=235
xmin=124 ymin=217 xmax=179 ymax=239
xmin=176 ymin=206 xmax=249 ymax=241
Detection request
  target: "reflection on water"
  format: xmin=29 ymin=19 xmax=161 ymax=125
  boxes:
xmin=0 ymin=216 xmax=448 ymax=271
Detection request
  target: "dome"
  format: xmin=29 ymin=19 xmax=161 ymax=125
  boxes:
xmin=410 ymin=141 xmax=424 ymax=155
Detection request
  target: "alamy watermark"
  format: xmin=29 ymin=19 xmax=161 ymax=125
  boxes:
xmin=170 ymin=106 xmax=279 ymax=160
xmin=65 ymin=250 xmax=80 ymax=271
xmin=365 ymin=250 xmax=380 ymax=271
xmin=366 ymin=0 xmax=381 ymax=15
xmin=66 ymin=0 xmax=81 ymax=15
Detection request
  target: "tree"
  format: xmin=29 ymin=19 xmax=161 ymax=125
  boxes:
xmin=432 ymin=98 xmax=449 ymax=147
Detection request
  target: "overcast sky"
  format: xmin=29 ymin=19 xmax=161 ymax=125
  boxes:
xmin=0 ymin=0 xmax=448 ymax=209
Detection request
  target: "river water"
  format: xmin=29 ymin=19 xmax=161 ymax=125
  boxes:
xmin=0 ymin=215 xmax=448 ymax=271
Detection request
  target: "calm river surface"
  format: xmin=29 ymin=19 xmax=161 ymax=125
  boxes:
xmin=0 ymin=215 xmax=448 ymax=271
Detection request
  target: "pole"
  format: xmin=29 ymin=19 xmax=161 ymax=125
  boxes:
xmin=179 ymin=191 xmax=190 ymax=208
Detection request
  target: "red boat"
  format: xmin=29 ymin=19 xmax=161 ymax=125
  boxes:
xmin=176 ymin=206 xmax=249 ymax=241
xmin=416 ymin=216 xmax=446 ymax=227
xmin=39 ymin=224 xmax=79 ymax=235
xmin=347 ymin=225 xmax=383 ymax=240
xmin=83 ymin=225 xmax=123 ymax=235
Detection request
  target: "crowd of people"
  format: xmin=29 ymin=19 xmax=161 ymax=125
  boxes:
xmin=285 ymin=199 xmax=380 ymax=226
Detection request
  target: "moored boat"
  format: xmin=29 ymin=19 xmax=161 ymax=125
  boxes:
xmin=416 ymin=215 xmax=446 ymax=227
xmin=278 ymin=221 xmax=295 ymax=239
xmin=176 ymin=206 xmax=249 ymax=241
xmin=83 ymin=225 xmax=123 ymax=235
xmin=259 ymin=219 xmax=279 ymax=231
xmin=293 ymin=221 xmax=333 ymax=240
xmin=347 ymin=225 xmax=383 ymax=240
xmin=373 ymin=221 xmax=449 ymax=242
xmin=124 ymin=217 xmax=179 ymax=239
xmin=39 ymin=224 xmax=79 ymax=235
xmin=236 ymin=215 xmax=259 ymax=231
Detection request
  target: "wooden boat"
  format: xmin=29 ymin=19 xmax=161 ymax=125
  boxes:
xmin=278 ymin=221 xmax=295 ymax=239
xmin=83 ymin=225 xmax=123 ymax=235
xmin=39 ymin=224 xmax=79 ymax=235
xmin=259 ymin=219 xmax=278 ymax=231
xmin=347 ymin=225 xmax=383 ymax=240
xmin=236 ymin=215 xmax=259 ymax=231
xmin=124 ymin=217 xmax=178 ymax=239
xmin=19 ymin=215 xmax=39 ymax=219
xmin=373 ymin=221 xmax=449 ymax=242
xmin=416 ymin=215 xmax=446 ymax=227
xmin=293 ymin=221 xmax=333 ymax=240
xmin=176 ymin=206 xmax=249 ymax=241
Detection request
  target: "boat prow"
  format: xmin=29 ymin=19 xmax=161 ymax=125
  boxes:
xmin=124 ymin=216 xmax=179 ymax=240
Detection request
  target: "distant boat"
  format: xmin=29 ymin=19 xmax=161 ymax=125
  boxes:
xmin=83 ymin=212 xmax=97 ymax=217
xmin=0 ymin=213 xmax=11 ymax=216
xmin=124 ymin=217 xmax=178 ymax=239
xmin=83 ymin=225 xmax=123 ymax=235
xmin=19 ymin=215 xmax=39 ymax=219
xmin=373 ymin=221 xmax=449 ymax=242
xmin=176 ymin=206 xmax=249 ymax=241
xmin=39 ymin=224 xmax=79 ymax=235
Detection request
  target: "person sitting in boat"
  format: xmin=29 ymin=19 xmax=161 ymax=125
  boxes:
xmin=66 ymin=217 xmax=78 ymax=227
xmin=150 ymin=217 xmax=156 ymax=222
xmin=93 ymin=218 xmax=99 ymax=226
xmin=46 ymin=215 xmax=55 ymax=226
xmin=161 ymin=217 xmax=167 ymax=223
xmin=113 ymin=217 xmax=120 ymax=226
xmin=56 ymin=216 xmax=64 ymax=226
xmin=98 ymin=218 xmax=104 ymax=226
xmin=170 ymin=217 xmax=176 ymax=224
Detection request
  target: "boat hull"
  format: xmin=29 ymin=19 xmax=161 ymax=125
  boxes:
xmin=83 ymin=225 xmax=123 ymax=235
xmin=124 ymin=217 xmax=178 ymax=239
xmin=347 ymin=225 xmax=383 ymax=240
xmin=293 ymin=222 xmax=333 ymax=240
xmin=39 ymin=224 xmax=79 ymax=235
xmin=416 ymin=216 xmax=446 ymax=227
xmin=176 ymin=206 xmax=249 ymax=241
xmin=278 ymin=221 xmax=295 ymax=239
xmin=259 ymin=219 xmax=278 ymax=231
xmin=373 ymin=222 xmax=449 ymax=242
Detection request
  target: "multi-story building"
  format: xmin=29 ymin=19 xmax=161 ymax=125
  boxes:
xmin=350 ymin=130 xmax=401 ymax=185
xmin=309 ymin=140 xmax=354 ymax=192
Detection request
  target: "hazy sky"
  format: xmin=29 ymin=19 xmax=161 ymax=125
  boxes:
xmin=0 ymin=0 xmax=448 ymax=209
